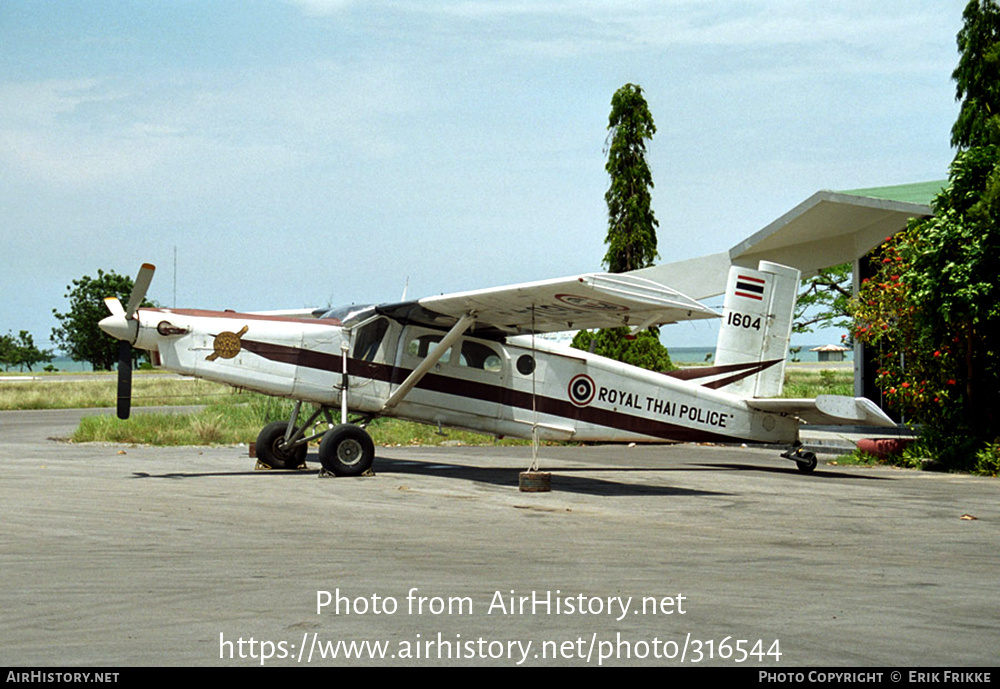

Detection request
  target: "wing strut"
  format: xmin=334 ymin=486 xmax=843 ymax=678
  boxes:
xmin=380 ymin=313 xmax=476 ymax=412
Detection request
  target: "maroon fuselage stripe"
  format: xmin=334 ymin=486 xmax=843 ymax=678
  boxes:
xmin=240 ymin=339 xmax=754 ymax=443
xmin=664 ymin=358 xmax=783 ymax=389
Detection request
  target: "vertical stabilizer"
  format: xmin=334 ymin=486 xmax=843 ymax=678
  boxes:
xmin=713 ymin=261 xmax=800 ymax=398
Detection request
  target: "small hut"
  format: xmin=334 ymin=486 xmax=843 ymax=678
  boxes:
xmin=810 ymin=344 xmax=850 ymax=362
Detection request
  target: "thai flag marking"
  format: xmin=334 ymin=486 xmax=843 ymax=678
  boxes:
xmin=735 ymin=275 xmax=765 ymax=300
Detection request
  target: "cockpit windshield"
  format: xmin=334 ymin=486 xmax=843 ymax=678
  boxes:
xmin=316 ymin=304 xmax=376 ymax=325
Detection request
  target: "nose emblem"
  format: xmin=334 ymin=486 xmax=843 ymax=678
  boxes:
xmin=206 ymin=325 xmax=249 ymax=361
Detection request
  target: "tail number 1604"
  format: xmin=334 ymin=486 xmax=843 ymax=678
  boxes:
xmin=726 ymin=312 xmax=762 ymax=331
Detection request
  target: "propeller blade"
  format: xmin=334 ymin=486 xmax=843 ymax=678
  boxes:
xmin=117 ymin=340 xmax=132 ymax=420
xmin=102 ymin=263 xmax=153 ymax=418
xmin=125 ymin=263 xmax=156 ymax=319
xmin=104 ymin=297 xmax=125 ymax=318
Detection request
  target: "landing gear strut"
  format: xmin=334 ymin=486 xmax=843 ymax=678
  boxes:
xmin=254 ymin=401 xmax=376 ymax=476
xmin=781 ymin=442 xmax=818 ymax=473
xmin=254 ymin=401 xmax=334 ymax=470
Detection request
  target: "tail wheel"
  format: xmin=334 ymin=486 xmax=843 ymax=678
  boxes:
xmin=256 ymin=421 xmax=308 ymax=470
xmin=795 ymin=451 xmax=818 ymax=473
xmin=319 ymin=424 xmax=375 ymax=477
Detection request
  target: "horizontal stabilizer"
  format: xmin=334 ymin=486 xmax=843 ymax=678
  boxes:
xmin=746 ymin=395 xmax=896 ymax=428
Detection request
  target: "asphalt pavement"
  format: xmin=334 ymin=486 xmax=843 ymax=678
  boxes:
xmin=1 ymin=408 xmax=997 ymax=667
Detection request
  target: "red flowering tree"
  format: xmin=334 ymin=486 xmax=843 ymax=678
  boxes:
xmin=849 ymin=2 xmax=1000 ymax=473
xmin=850 ymin=144 xmax=1000 ymax=471
xmin=850 ymin=232 xmax=965 ymax=428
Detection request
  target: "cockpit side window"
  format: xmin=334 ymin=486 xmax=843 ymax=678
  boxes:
xmin=459 ymin=340 xmax=502 ymax=372
xmin=354 ymin=318 xmax=389 ymax=362
xmin=406 ymin=334 xmax=452 ymax=364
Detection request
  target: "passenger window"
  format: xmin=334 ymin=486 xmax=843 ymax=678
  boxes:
xmin=460 ymin=341 xmax=502 ymax=372
xmin=406 ymin=334 xmax=451 ymax=364
xmin=353 ymin=318 xmax=389 ymax=362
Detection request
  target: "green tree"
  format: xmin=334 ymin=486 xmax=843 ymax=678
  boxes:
xmin=572 ymin=84 xmax=674 ymax=371
xmin=904 ymin=146 xmax=999 ymax=432
xmin=0 ymin=332 xmax=14 ymax=371
xmin=52 ymin=269 xmax=153 ymax=371
xmin=12 ymin=330 xmax=54 ymax=372
xmin=602 ymin=83 xmax=659 ymax=273
xmin=571 ymin=327 xmax=675 ymax=372
xmin=793 ymin=263 xmax=853 ymax=337
xmin=951 ymin=0 xmax=1000 ymax=149
xmin=851 ymin=153 xmax=1000 ymax=473
xmin=850 ymin=1 xmax=1000 ymax=473
xmin=0 ymin=331 xmax=54 ymax=372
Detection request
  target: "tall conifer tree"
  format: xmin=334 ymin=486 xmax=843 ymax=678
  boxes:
xmin=602 ymin=83 xmax=659 ymax=273
xmin=573 ymin=84 xmax=674 ymax=372
xmin=951 ymin=0 xmax=1000 ymax=149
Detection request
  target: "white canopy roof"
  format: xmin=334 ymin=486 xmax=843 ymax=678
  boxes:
xmin=631 ymin=181 xmax=942 ymax=299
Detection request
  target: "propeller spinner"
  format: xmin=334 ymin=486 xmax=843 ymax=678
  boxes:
xmin=98 ymin=263 xmax=155 ymax=419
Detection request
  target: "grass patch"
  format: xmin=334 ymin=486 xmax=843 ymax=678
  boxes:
xmin=70 ymin=394 xmax=527 ymax=448
xmin=830 ymin=449 xmax=883 ymax=467
xmin=0 ymin=375 xmax=241 ymax=411
xmin=364 ymin=417 xmax=529 ymax=447
xmin=781 ymin=368 xmax=853 ymax=397
xmin=72 ymin=409 xmax=238 ymax=446
xmin=832 ymin=446 xmax=928 ymax=471
xmin=71 ymin=394 xmax=297 ymax=446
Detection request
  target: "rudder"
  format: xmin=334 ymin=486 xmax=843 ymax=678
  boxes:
xmin=713 ymin=261 xmax=800 ymax=398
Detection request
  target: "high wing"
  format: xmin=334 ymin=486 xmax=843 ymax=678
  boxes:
xmin=374 ymin=272 xmax=719 ymax=338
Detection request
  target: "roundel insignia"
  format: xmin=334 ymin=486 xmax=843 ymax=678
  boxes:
xmin=206 ymin=325 xmax=248 ymax=361
xmin=568 ymin=374 xmax=596 ymax=407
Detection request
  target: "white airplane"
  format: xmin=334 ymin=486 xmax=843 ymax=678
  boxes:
xmin=98 ymin=260 xmax=894 ymax=476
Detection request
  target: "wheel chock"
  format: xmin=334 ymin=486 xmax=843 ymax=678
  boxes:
xmin=519 ymin=471 xmax=551 ymax=492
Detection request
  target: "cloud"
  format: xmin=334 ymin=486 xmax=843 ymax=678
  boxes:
xmin=391 ymin=0 xmax=955 ymax=74
xmin=284 ymin=0 xmax=353 ymax=17
xmin=0 ymin=79 xmax=154 ymax=186
xmin=0 ymin=56 xmax=433 ymax=195
xmin=0 ymin=79 xmax=113 ymax=125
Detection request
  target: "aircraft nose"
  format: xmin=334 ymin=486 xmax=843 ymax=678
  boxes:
xmin=99 ymin=314 xmax=133 ymax=341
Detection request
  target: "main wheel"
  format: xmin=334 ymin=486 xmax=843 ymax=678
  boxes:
xmin=319 ymin=424 xmax=375 ymax=477
xmin=795 ymin=450 xmax=818 ymax=473
xmin=256 ymin=421 xmax=308 ymax=470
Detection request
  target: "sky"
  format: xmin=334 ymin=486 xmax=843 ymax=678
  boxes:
xmin=0 ymin=0 xmax=968 ymax=354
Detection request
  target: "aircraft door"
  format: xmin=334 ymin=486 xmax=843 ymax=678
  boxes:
xmin=455 ymin=338 xmax=505 ymax=429
xmin=347 ymin=317 xmax=397 ymax=410
xmin=510 ymin=350 xmax=544 ymax=428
